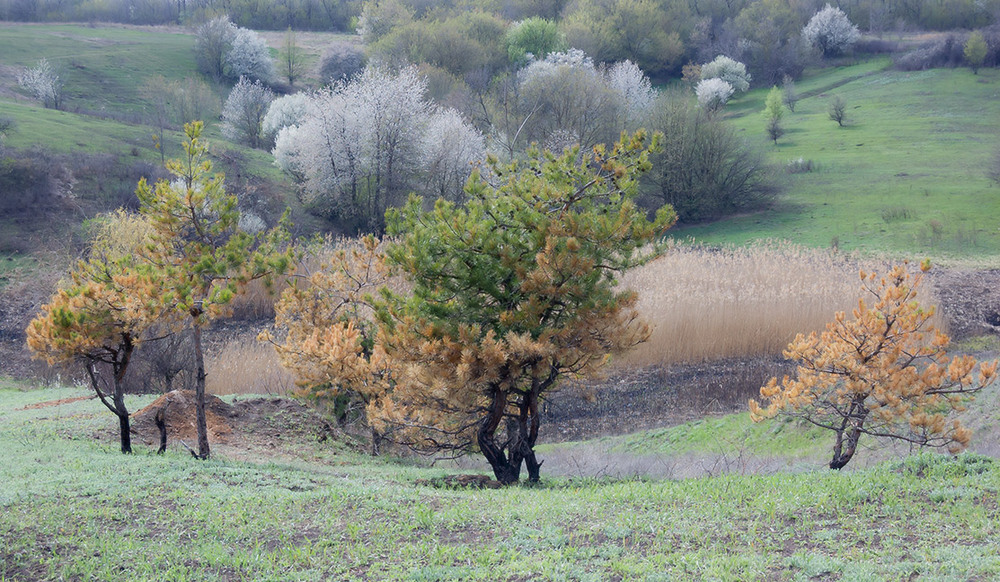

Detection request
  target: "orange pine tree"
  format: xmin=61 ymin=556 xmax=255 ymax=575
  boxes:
xmin=26 ymin=211 xmax=170 ymax=454
xmin=750 ymin=262 xmax=997 ymax=469
xmin=261 ymin=235 xmax=395 ymax=453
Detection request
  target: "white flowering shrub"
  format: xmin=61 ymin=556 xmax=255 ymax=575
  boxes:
xmin=225 ymin=27 xmax=276 ymax=83
xmin=803 ymin=4 xmax=861 ymax=57
xmin=262 ymin=93 xmax=310 ymax=140
xmin=17 ymin=58 xmax=61 ymax=108
xmin=700 ymin=55 xmax=751 ymax=93
xmin=695 ymin=78 xmax=735 ymax=111
xmin=605 ymin=60 xmax=655 ymax=129
xmin=421 ymin=108 xmax=486 ymax=201
xmin=222 ymin=77 xmax=275 ymax=149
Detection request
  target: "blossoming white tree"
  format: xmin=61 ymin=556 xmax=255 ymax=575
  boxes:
xmin=17 ymin=58 xmax=61 ymax=109
xmin=803 ymin=4 xmax=861 ymax=57
xmin=695 ymin=78 xmax=735 ymax=112
xmin=272 ymin=66 xmax=484 ymax=232
xmin=700 ymin=55 xmax=751 ymax=94
xmin=222 ymin=77 xmax=275 ymax=149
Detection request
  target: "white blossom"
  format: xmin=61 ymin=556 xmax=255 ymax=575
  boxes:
xmin=263 ymin=93 xmax=310 ymax=140
xmin=803 ymin=4 xmax=861 ymax=57
xmin=222 ymin=77 xmax=275 ymax=148
xmin=17 ymin=58 xmax=61 ymax=108
xmin=225 ymin=27 xmax=276 ymax=83
xmin=700 ymin=55 xmax=751 ymax=94
xmin=695 ymin=78 xmax=735 ymax=111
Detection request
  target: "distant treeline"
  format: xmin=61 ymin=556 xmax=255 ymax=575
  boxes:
xmin=0 ymin=0 xmax=359 ymax=30
xmin=2 ymin=0 xmax=999 ymax=35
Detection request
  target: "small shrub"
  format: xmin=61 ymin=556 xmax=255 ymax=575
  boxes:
xmin=319 ymin=41 xmax=365 ymax=82
xmin=786 ymin=158 xmax=814 ymax=174
xmin=880 ymin=206 xmax=913 ymax=223
xmin=829 ymin=95 xmax=846 ymax=126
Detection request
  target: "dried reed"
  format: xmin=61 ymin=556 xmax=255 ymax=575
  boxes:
xmin=206 ymin=337 xmax=296 ymax=396
xmin=619 ymin=241 xmax=941 ymax=367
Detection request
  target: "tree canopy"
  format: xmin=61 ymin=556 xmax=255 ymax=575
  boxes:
xmin=371 ymin=131 xmax=676 ymax=484
xmin=750 ymin=262 xmax=998 ymax=469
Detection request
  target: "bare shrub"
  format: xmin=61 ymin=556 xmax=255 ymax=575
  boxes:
xmin=618 ymin=242 xmax=944 ymax=368
xmin=894 ymin=34 xmax=967 ymax=70
xmin=319 ymin=41 xmax=365 ymax=83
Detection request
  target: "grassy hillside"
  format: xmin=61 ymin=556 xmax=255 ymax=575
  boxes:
xmin=676 ymin=59 xmax=1000 ymax=264
xmin=2 ymin=382 xmax=999 ymax=581
xmin=0 ymin=23 xmax=198 ymax=116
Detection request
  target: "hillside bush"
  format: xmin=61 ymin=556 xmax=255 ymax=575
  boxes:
xmin=641 ymin=93 xmax=778 ymax=223
xmin=222 ymin=77 xmax=275 ymax=149
xmin=319 ymin=41 xmax=366 ymax=82
xmin=195 ymin=16 xmax=238 ymax=80
xmin=894 ymin=34 xmax=968 ymax=70
xmin=700 ymin=55 xmax=751 ymax=93
xmin=695 ymin=78 xmax=734 ymax=111
xmin=225 ymin=27 xmax=276 ymax=83
xmin=17 ymin=58 xmax=62 ymax=109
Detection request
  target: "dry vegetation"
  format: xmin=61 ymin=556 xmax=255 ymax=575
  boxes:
xmin=619 ymin=241 xmax=943 ymax=367
xmin=205 ymin=336 xmax=296 ymax=396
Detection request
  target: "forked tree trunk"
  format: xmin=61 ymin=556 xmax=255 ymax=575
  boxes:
xmin=830 ymin=398 xmax=867 ymax=470
xmin=478 ymin=383 xmax=545 ymax=485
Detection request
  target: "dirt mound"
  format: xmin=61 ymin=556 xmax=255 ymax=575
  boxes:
xmin=131 ymin=390 xmax=237 ymax=445
xmin=128 ymin=391 xmax=338 ymax=454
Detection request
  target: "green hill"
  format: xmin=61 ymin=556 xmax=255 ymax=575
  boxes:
xmin=675 ymin=59 xmax=1000 ymax=264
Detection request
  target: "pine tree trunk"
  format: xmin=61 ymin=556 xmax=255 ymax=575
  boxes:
xmin=117 ymin=410 xmax=132 ymax=454
xmin=830 ymin=399 xmax=866 ymax=470
xmin=192 ymin=322 xmax=210 ymax=460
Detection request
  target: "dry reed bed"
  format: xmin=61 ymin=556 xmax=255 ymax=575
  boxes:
xmin=619 ymin=242 xmax=940 ymax=367
xmin=206 ymin=337 xmax=297 ymax=396
xmin=209 ymin=239 xmax=943 ymax=393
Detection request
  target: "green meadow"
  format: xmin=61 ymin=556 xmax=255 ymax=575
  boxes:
xmin=2 ymin=383 xmax=1000 ymax=581
xmin=677 ymin=59 xmax=1000 ymax=263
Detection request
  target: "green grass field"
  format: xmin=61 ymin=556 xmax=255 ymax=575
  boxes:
xmin=675 ymin=59 xmax=1000 ymax=264
xmin=2 ymin=382 xmax=1000 ymax=581
xmin=0 ymin=23 xmax=199 ymax=115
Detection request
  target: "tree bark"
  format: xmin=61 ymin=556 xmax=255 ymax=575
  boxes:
xmin=478 ymin=385 xmax=520 ymax=485
xmin=192 ymin=321 xmax=210 ymax=460
xmin=830 ymin=398 xmax=866 ymax=470
xmin=155 ymin=404 xmax=169 ymax=454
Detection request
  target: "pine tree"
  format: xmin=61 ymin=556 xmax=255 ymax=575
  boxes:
xmin=750 ymin=262 xmax=997 ymax=469
xmin=137 ymin=121 xmax=292 ymax=459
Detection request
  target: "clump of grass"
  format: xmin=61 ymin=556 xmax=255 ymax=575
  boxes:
xmin=881 ymin=205 xmax=914 ymax=223
xmin=205 ymin=337 xmax=295 ymax=395
xmin=785 ymin=157 xmax=815 ymax=174
xmin=619 ymin=241 xmax=942 ymax=367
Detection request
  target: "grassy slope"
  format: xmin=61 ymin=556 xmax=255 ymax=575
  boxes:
xmin=0 ymin=23 xmax=198 ymax=114
xmin=1 ymin=383 xmax=999 ymax=581
xmin=0 ymin=389 xmax=1000 ymax=580
xmin=674 ymin=59 xmax=1000 ymax=264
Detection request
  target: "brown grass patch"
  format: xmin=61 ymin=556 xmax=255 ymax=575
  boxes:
xmin=620 ymin=242 xmax=942 ymax=367
xmin=205 ymin=337 xmax=296 ymax=396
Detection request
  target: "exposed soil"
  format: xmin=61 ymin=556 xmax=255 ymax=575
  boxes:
xmin=126 ymin=389 xmax=339 ymax=456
